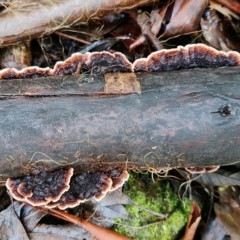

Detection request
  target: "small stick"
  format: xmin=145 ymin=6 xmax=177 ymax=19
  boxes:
xmin=55 ymin=31 xmax=91 ymax=45
xmin=37 ymin=206 xmax=132 ymax=240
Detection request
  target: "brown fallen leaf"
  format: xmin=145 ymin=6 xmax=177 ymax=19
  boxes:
xmin=0 ymin=201 xmax=94 ymax=240
xmin=160 ymin=0 xmax=208 ymax=39
xmin=213 ymin=0 xmax=240 ymax=15
xmin=129 ymin=0 xmax=208 ymax=51
xmin=29 ymin=224 xmax=94 ymax=240
xmin=214 ymin=202 xmax=240 ymax=240
xmin=0 ymin=202 xmax=31 ymax=240
xmin=129 ymin=9 xmax=164 ymax=51
xmin=201 ymin=8 xmax=240 ymax=52
xmin=83 ymin=188 xmax=130 ymax=219
xmin=195 ymin=169 xmax=240 ymax=186
xmin=0 ymin=188 xmax=132 ymax=239
xmin=214 ymin=186 xmax=240 ymax=240
xmin=181 ymin=201 xmax=201 ymax=240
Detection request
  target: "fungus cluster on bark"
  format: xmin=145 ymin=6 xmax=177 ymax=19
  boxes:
xmin=6 ymin=168 xmax=129 ymax=210
xmin=0 ymin=44 xmax=240 ymax=79
xmin=185 ymin=166 xmax=220 ymax=174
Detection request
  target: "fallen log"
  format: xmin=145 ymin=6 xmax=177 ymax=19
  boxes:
xmin=1 ymin=66 xmax=240 ymax=179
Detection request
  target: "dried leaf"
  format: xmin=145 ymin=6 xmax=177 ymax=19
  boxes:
xmin=99 ymin=188 xmax=133 ymax=207
xmin=195 ymin=170 xmax=240 ymax=186
xmin=83 ymin=189 xmax=131 ymax=220
xmin=21 ymin=205 xmax=47 ymax=232
xmin=160 ymin=0 xmax=208 ymax=38
xmin=181 ymin=201 xmax=201 ymax=240
xmin=214 ymin=186 xmax=240 ymax=240
xmin=202 ymin=217 xmax=230 ymax=240
xmin=28 ymin=233 xmax=78 ymax=240
xmin=0 ymin=202 xmax=29 ymax=240
xmin=30 ymin=223 xmax=93 ymax=240
xmin=214 ymin=203 xmax=240 ymax=240
xmin=201 ymin=8 xmax=240 ymax=52
xmin=213 ymin=0 xmax=240 ymax=15
xmin=94 ymin=204 xmax=128 ymax=219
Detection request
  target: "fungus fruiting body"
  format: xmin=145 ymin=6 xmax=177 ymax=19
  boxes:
xmin=48 ymin=172 xmax=113 ymax=210
xmin=185 ymin=166 xmax=220 ymax=174
xmin=6 ymin=168 xmax=129 ymax=209
xmin=0 ymin=44 xmax=239 ymax=79
xmin=107 ymin=169 xmax=129 ymax=191
xmin=133 ymin=44 xmax=240 ymax=72
xmin=6 ymin=168 xmax=73 ymax=206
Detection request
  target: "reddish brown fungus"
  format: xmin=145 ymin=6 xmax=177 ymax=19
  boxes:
xmin=82 ymin=51 xmax=133 ymax=74
xmin=6 ymin=178 xmax=26 ymax=201
xmin=18 ymin=66 xmax=51 ymax=79
xmin=17 ymin=182 xmax=33 ymax=198
xmin=51 ymin=172 xmax=113 ymax=210
xmin=52 ymin=170 xmax=129 ymax=210
xmin=205 ymin=166 xmax=220 ymax=172
xmin=133 ymin=44 xmax=240 ymax=72
xmin=106 ymin=169 xmax=129 ymax=191
xmin=52 ymin=53 xmax=82 ymax=76
xmin=1 ymin=44 xmax=239 ymax=80
xmin=6 ymin=168 xmax=73 ymax=206
xmin=0 ymin=68 xmax=19 ymax=79
xmin=7 ymin=168 xmax=129 ymax=210
xmin=185 ymin=165 xmax=220 ymax=174
xmin=185 ymin=167 xmax=207 ymax=174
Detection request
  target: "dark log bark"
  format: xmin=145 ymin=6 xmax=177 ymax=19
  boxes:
xmin=1 ymin=66 xmax=240 ymax=179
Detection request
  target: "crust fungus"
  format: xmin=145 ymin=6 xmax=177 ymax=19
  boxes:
xmin=0 ymin=68 xmax=19 ymax=80
xmin=6 ymin=168 xmax=73 ymax=206
xmin=18 ymin=66 xmax=51 ymax=79
xmin=106 ymin=169 xmax=129 ymax=191
xmin=81 ymin=51 xmax=133 ymax=74
xmin=185 ymin=166 xmax=220 ymax=174
xmin=47 ymin=169 xmax=129 ymax=210
xmin=49 ymin=172 xmax=113 ymax=210
xmin=1 ymin=44 xmax=239 ymax=79
xmin=6 ymin=168 xmax=129 ymax=210
xmin=133 ymin=44 xmax=240 ymax=72
xmin=205 ymin=166 xmax=220 ymax=173
xmin=52 ymin=53 xmax=83 ymax=76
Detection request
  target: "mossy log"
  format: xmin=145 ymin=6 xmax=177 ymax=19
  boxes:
xmin=1 ymin=67 xmax=240 ymax=179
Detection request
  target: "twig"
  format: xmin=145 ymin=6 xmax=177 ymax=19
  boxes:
xmin=55 ymin=31 xmax=91 ymax=45
xmin=37 ymin=206 xmax=132 ymax=240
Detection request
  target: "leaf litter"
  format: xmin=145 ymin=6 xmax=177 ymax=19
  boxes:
xmin=0 ymin=188 xmax=132 ymax=240
xmin=1 ymin=0 xmax=240 ymax=239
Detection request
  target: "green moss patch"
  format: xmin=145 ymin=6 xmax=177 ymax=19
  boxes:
xmin=115 ymin=173 xmax=191 ymax=240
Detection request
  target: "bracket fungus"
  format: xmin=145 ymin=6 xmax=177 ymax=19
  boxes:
xmin=107 ymin=169 xmax=130 ymax=191
xmin=185 ymin=166 xmax=220 ymax=174
xmin=6 ymin=168 xmax=129 ymax=210
xmin=6 ymin=168 xmax=73 ymax=206
xmin=133 ymin=44 xmax=240 ymax=72
xmin=0 ymin=44 xmax=240 ymax=79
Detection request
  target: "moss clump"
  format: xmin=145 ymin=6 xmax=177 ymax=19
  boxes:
xmin=115 ymin=173 xmax=191 ymax=240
